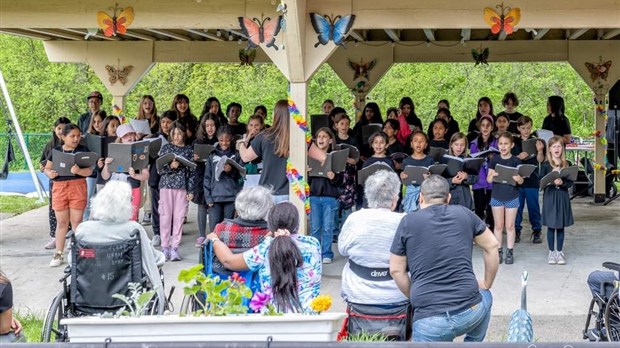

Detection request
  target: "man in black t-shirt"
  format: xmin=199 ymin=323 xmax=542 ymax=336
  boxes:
xmin=390 ymin=175 xmax=499 ymax=342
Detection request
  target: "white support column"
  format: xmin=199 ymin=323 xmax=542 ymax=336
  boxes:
xmin=289 ymin=82 xmax=309 ymax=234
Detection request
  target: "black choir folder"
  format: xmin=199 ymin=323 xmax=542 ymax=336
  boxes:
xmin=357 ymin=161 xmax=394 ymax=186
xmin=194 ymin=144 xmax=216 ymax=162
xmin=401 ymin=164 xmax=447 ymax=185
xmin=310 ymin=114 xmax=330 ymax=137
xmin=492 ymin=164 xmax=537 ymax=186
xmin=334 ymin=144 xmax=360 ymax=162
xmin=156 ymin=153 xmax=197 ymax=174
xmin=107 ymin=141 xmax=150 ymax=173
xmin=145 ymin=137 xmax=163 ymax=158
xmin=52 ymin=150 xmax=98 ymax=176
xmin=308 ymin=149 xmax=349 ymax=178
xmin=520 ymin=138 xmax=543 ymax=158
xmin=215 ymin=156 xmax=246 ymax=180
xmin=428 ymin=147 xmax=448 ymax=163
xmin=442 ymin=155 xmax=485 ymax=177
xmin=471 ymin=146 xmax=499 ymax=158
xmin=539 ymin=166 xmax=578 ymax=190
xmin=85 ymin=133 xmax=116 ymax=158
xmin=361 ymin=124 xmax=383 ymax=144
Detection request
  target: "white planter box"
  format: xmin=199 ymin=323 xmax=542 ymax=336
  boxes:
xmin=61 ymin=313 xmax=347 ymax=343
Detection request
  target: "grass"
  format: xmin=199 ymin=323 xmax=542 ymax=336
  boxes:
xmin=0 ymin=195 xmax=47 ymax=214
xmin=14 ymin=311 xmax=44 ymax=343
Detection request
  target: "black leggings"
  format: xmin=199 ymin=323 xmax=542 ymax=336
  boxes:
xmin=547 ymin=227 xmax=565 ymax=251
xmin=473 ymin=188 xmax=494 ymax=230
xmin=48 ymin=180 xmax=57 ymax=237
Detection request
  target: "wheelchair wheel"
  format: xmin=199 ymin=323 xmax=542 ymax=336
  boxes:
xmin=41 ymin=290 xmax=68 ymax=342
xmin=605 ymin=289 xmax=620 ymax=341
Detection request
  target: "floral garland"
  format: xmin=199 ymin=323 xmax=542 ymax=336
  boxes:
xmin=591 ymin=99 xmax=609 ymax=172
xmin=286 ymin=96 xmax=312 ymax=215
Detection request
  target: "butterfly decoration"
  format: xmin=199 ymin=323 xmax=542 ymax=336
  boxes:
xmin=585 ymin=58 xmax=612 ymax=81
xmin=239 ymin=49 xmax=256 ymax=67
xmin=309 ymin=13 xmax=356 ymax=48
xmin=472 ymin=47 xmax=490 ymax=66
xmin=105 ymin=64 xmax=133 ymax=85
xmin=347 ymin=58 xmax=377 ymax=80
xmin=483 ymin=3 xmax=521 ymax=35
xmin=96 ymin=3 xmax=134 ymax=37
xmin=238 ymin=16 xmax=283 ymax=51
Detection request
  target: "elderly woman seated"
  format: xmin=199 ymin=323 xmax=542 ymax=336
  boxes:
xmin=338 ymin=170 xmax=410 ymax=340
xmin=207 ymin=202 xmax=321 ymax=313
xmin=209 ymin=185 xmax=274 ymax=249
xmin=73 ymin=180 xmax=166 ymax=313
xmin=0 ymin=272 xmax=25 ymax=343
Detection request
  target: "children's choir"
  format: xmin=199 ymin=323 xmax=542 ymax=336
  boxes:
xmin=42 ymin=91 xmax=576 ymax=267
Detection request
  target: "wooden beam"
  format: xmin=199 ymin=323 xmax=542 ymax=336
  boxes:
xmin=184 ymin=29 xmax=223 ymax=41
xmin=0 ymin=29 xmax=51 ymax=40
xmin=461 ymin=29 xmax=471 ymax=41
xmin=60 ymin=28 xmax=119 ymax=41
xmin=602 ymin=28 xmax=620 ymax=39
xmin=569 ymin=28 xmax=590 ymax=40
xmin=22 ymin=28 xmax=82 ymax=40
xmin=423 ymin=29 xmax=435 ymax=41
xmin=384 ymin=29 xmax=400 ymax=41
xmin=349 ymin=30 xmax=365 ymax=42
xmin=533 ymin=28 xmax=550 ymax=40
xmin=144 ymin=29 xmax=191 ymax=41
xmin=121 ymin=31 xmax=156 ymax=41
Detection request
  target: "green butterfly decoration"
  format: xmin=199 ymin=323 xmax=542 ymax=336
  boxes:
xmin=472 ymin=47 xmax=490 ymax=66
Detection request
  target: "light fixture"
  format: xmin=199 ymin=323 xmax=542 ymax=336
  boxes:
xmin=216 ymin=29 xmax=222 ymax=37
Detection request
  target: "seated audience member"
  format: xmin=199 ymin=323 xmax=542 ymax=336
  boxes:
xmin=207 ymin=202 xmax=321 ymax=313
xmin=0 ymin=272 xmax=25 ymax=343
xmin=390 ymin=175 xmax=499 ymax=342
xmin=73 ymin=180 xmax=166 ymax=313
xmin=587 ymin=267 xmax=619 ymax=300
xmin=210 ymin=186 xmax=274 ymax=248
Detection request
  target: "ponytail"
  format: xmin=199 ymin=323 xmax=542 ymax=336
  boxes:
xmin=266 ymin=202 xmax=303 ymax=313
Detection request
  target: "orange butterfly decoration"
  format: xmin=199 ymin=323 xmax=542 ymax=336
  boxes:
xmin=483 ymin=3 xmax=521 ymax=35
xmin=97 ymin=3 xmax=134 ymax=37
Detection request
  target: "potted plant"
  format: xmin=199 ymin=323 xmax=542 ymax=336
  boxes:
xmin=61 ymin=265 xmax=346 ymax=343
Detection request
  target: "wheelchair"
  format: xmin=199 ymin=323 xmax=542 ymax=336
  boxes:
xmin=180 ymin=235 xmax=265 ymax=315
xmin=41 ymin=230 xmax=166 ymax=342
xmin=582 ymin=262 xmax=620 ymax=342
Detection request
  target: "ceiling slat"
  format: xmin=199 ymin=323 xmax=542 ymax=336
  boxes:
xmin=144 ymin=29 xmax=190 ymax=41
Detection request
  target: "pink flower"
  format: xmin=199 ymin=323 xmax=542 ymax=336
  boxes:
xmin=249 ymin=291 xmax=272 ymax=313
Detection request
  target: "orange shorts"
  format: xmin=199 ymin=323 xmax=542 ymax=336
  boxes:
xmin=51 ymin=179 xmax=87 ymax=211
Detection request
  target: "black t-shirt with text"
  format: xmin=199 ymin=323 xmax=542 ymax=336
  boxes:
xmin=489 ymin=155 xmax=522 ymax=201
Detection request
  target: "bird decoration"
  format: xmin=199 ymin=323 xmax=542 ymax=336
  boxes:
xmin=96 ymin=3 xmax=134 ymax=37
xmin=507 ymin=271 xmax=533 ymax=342
xmin=238 ymin=16 xmax=283 ymax=51
xmin=347 ymin=58 xmax=377 ymax=81
xmin=472 ymin=47 xmax=490 ymax=66
xmin=239 ymin=49 xmax=256 ymax=67
xmin=585 ymin=57 xmax=612 ymax=82
xmin=483 ymin=3 xmax=521 ymax=35
xmin=309 ymin=13 xmax=356 ymax=48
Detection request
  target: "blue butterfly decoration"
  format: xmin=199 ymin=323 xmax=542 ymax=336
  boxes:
xmin=309 ymin=13 xmax=356 ymax=48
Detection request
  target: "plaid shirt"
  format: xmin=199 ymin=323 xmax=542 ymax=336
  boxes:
xmin=213 ymin=219 xmax=270 ymax=249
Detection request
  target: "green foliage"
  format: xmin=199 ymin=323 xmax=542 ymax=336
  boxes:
xmin=0 ymin=34 xmax=597 ymax=139
xmin=0 ymin=195 xmax=47 ymax=214
xmin=178 ymin=264 xmax=252 ymax=316
xmin=341 ymin=331 xmax=388 ymax=341
xmin=111 ymin=282 xmax=156 ymax=318
xmin=14 ymin=311 xmax=43 ymax=343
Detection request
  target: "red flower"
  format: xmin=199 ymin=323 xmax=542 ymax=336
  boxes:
xmin=230 ymin=272 xmax=246 ymax=284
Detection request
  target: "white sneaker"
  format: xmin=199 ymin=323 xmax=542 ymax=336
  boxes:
xmin=44 ymin=238 xmax=56 ymax=250
xmin=322 ymin=258 xmax=332 ymax=264
xmin=152 ymin=235 xmax=161 ymax=247
xmin=547 ymin=251 xmax=557 ymax=265
xmin=556 ymin=251 xmax=566 ymax=265
xmin=49 ymin=251 xmax=64 ymax=267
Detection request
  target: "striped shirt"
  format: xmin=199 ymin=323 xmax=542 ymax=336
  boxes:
xmin=338 ymin=208 xmax=408 ymax=305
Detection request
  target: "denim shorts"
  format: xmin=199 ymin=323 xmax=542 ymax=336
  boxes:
xmin=490 ymin=197 xmax=519 ymax=208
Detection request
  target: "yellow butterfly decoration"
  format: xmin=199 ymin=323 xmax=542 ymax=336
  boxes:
xmin=97 ymin=3 xmax=134 ymax=37
xmin=483 ymin=3 xmax=521 ymax=35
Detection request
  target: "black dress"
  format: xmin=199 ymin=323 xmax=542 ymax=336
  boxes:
xmin=540 ymin=161 xmax=574 ymax=229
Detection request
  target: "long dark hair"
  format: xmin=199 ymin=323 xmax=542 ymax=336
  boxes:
xmin=267 ymin=202 xmax=303 ymax=313
xmin=548 ymin=95 xmax=565 ymax=118
xmin=476 ymin=97 xmax=495 ymax=120
xmin=200 ymin=96 xmax=226 ymax=121
xmin=195 ymin=113 xmax=221 ymax=143
xmin=360 ymin=102 xmax=383 ymax=125
xmin=50 ymin=117 xmax=71 ymax=147
xmin=399 ymin=97 xmax=419 ymax=125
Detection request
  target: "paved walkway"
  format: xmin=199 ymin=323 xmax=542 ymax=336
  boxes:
xmin=1 ymin=196 xmax=618 ymax=342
